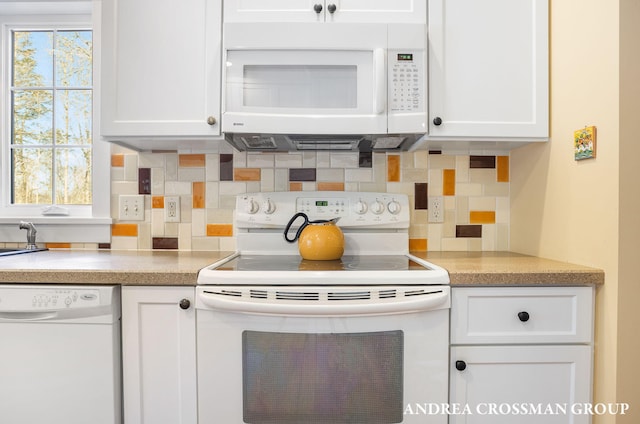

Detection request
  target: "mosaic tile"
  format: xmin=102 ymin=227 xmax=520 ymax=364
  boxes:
xmin=429 ymin=154 xmax=455 ymax=169
xmin=409 ymin=238 xmax=427 ymax=251
xmin=317 ymin=182 xmax=345 ymax=191
xmin=247 ymin=153 xmax=274 ymax=168
xmin=234 ymin=168 xmax=261 ymax=181
xmin=100 ymin=149 xmax=514 ymax=253
xmin=219 ymin=154 xmax=234 ymax=181
xmin=152 ymin=196 xmax=164 ymax=208
xmin=178 ymin=168 xmax=205 ymax=182
xmin=317 ymin=168 xmax=342 ymax=182
xmin=443 ymin=169 xmax=456 ymax=195
xmin=207 ymin=224 xmax=233 ymax=237
xmin=331 ymin=153 xmax=359 ymax=169
xmin=470 ymin=155 xmax=496 ymax=168
xmin=139 ymin=168 xmax=151 ymax=194
xmin=152 ymin=237 xmax=179 ymax=249
xmin=124 ymin=154 xmax=138 ymax=181
xmin=344 ymin=168 xmax=372 ymax=183
xmin=112 ymin=223 xmax=138 ymax=237
xmin=456 ymin=225 xmax=482 ymax=238
xmin=111 ymin=154 xmax=124 ymax=167
xmin=359 ymin=152 xmax=373 ymax=168
xmin=497 ymin=156 xmax=510 ymax=182
xmin=387 ymin=155 xmax=401 ymax=182
xmin=193 ymin=182 xmax=205 ymax=209
xmin=414 ymin=183 xmax=428 ymax=210
xmin=179 ymin=154 xmax=206 ymax=167
xmin=289 ymin=168 xmax=317 ymax=181
xmin=470 ymin=211 xmax=496 ymax=224
xmin=45 ymin=243 xmax=71 ymax=249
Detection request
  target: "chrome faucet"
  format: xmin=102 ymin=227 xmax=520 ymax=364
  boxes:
xmin=18 ymin=221 xmax=38 ymax=250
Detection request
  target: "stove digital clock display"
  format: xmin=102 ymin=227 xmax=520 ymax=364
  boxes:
xmin=315 ymin=201 xmax=328 ymax=206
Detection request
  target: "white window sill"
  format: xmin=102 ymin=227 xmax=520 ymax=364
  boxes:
xmin=0 ymin=217 xmax=112 ymax=244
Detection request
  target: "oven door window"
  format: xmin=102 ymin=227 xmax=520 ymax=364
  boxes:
xmin=242 ymin=330 xmax=404 ymax=424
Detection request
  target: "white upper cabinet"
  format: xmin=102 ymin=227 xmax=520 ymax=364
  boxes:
xmin=101 ymin=0 xmax=222 ymax=144
xmin=428 ymin=0 xmax=548 ymax=140
xmin=224 ymin=0 xmax=426 ymax=24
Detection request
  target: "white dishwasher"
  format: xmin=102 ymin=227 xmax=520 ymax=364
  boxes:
xmin=0 ymin=285 xmax=121 ymax=424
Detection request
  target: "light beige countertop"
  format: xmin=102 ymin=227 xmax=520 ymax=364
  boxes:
xmin=412 ymin=251 xmax=604 ymax=285
xmin=0 ymin=250 xmax=604 ymax=286
xmin=0 ymin=250 xmax=233 ymax=285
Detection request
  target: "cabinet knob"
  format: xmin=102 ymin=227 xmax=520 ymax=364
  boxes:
xmin=179 ymin=298 xmax=191 ymax=310
xmin=455 ymin=360 xmax=467 ymax=371
xmin=433 ymin=117 xmax=443 ymax=126
xmin=313 ymin=3 xmax=323 ymax=13
xmin=327 ymin=3 xmax=337 ymax=13
xmin=518 ymin=311 xmax=530 ymax=322
xmin=206 ymin=116 xmax=217 ymax=126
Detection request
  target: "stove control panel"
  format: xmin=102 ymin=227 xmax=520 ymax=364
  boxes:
xmin=236 ymin=191 xmax=410 ymax=228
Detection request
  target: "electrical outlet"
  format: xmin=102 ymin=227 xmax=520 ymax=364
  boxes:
xmin=164 ymin=196 xmax=180 ymax=223
xmin=119 ymin=195 xmax=145 ymax=221
xmin=428 ymin=196 xmax=444 ymax=223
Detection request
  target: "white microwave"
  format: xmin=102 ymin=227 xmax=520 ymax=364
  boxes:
xmin=222 ymin=22 xmax=427 ymax=151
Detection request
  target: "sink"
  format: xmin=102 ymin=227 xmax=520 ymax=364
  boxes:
xmin=0 ymin=248 xmax=48 ymax=257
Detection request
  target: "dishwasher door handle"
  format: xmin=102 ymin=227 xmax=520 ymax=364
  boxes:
xmin=0 ymin=311 xmax=59 ymax=321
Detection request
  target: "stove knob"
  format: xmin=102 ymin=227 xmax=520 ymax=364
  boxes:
xmin=387 ymin=200 xmax=401 ymax=215
xmin=354 ymin=200 xmax=368 ymax=214
xmin=245 ymin=199 xmax=259 ymax=214
xmin=371 ymin=200 xmax=385 ymax=215
xmin=262 ymin=199 xmax=276 ymax=214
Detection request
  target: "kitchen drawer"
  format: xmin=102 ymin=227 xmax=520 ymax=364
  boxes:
xmin=451 ymin=286 xmax=594 ymax=344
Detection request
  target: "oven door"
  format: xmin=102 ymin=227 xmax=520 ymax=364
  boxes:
xmin=196 ymin=285 xmax=450 ymax=424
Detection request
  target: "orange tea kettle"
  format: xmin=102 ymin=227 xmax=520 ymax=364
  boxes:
xmin=284 ymin=213 xmax=344 ymax=261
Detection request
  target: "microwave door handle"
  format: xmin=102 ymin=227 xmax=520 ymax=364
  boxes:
xmin=374 ymin=48 xmax=386 ymax=114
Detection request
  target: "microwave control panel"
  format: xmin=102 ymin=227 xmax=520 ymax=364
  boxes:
xmin=389 ymin=51 xmax=424 ymax=113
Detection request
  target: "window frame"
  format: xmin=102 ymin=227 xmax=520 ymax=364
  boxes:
xmin=0 ymin=1 xmax=111 ymax=243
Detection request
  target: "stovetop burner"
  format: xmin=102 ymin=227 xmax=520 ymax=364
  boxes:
xmin=216 ymin=255 xmax=433 ymax=272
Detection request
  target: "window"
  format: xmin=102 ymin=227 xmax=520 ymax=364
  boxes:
xmin=0 ymin=3 xmax=111 ymax=243
xmin=12 ymin=29 xmax=93 ymax=205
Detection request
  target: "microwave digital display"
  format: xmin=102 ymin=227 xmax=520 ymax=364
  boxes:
xmin=397 ymin=53 xmax=413 ymax=61
xmin=316 ymin=201 xmax=328 ymax=206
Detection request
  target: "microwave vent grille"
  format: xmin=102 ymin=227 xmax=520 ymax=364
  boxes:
xmin=240 ymin=135 xmax=277 ymax=149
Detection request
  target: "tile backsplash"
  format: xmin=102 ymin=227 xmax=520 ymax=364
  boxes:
xmin=107 ymin=145 xmax=510 ymax=252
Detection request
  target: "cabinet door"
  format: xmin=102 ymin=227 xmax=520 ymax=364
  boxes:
xmin=224 ymin=0 xmax=324 ymax=22
xmin=450 ymin=345 xmax=592 ymax=424
xmin=224 ymin=0 xmax=426 ymax=23
xmin=122 ymin=286 xmax=197 ymax=424
xmin=428 ymin=0 xmax=548 ymax=138
xmin=329 ymin=0 xmax=426 ymax=24
xmin=451 ymin=286 xmax=594 ymax=345
xmin=101 ymin=0 xmax=221 ymax=138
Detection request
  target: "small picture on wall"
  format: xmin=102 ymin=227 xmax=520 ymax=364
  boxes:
xmin=574 ymin=126 xmax=596 ymax=160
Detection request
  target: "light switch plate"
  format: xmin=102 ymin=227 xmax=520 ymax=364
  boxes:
xmin=119 ymin=195 xmax=145 ymax=221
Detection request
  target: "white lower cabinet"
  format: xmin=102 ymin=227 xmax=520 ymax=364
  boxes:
xmin=121 ymin=286 xmax=197 ymax=424
xmin=450 ymin=286 xmax=594 ymax=424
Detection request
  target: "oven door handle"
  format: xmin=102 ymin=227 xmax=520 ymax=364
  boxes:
xmin=197 ymin=289 xmax=449 ymax=317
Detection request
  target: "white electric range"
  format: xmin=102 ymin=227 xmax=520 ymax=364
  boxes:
xmin=196 ymin=191 xmax=450 ymax=424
